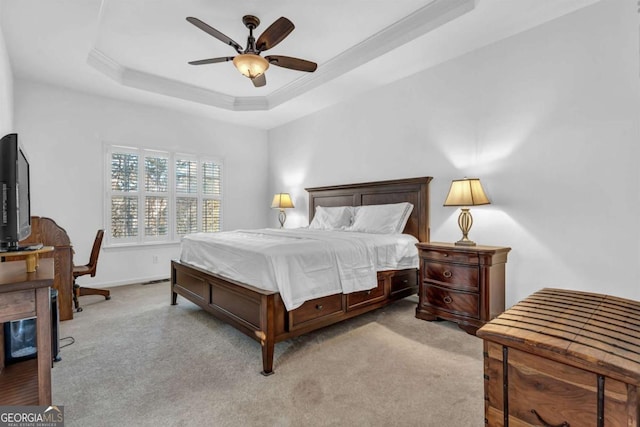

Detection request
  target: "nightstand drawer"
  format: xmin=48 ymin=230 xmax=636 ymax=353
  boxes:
xmin=422 ymin=285 xmax=479 ymax=319
xmin=417 ymin=248 xmax=478 ymax=264
xmin=422 ymin=261 xmax=478 ymax=292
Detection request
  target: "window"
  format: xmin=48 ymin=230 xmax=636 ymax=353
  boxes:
xmin=174 ymin=156 xmax=222 ymax=235
xmin=106 ymin=145 xmax=223 ymax=245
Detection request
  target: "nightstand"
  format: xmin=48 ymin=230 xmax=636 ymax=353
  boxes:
xmin=415 ymin=242 xmax=510 ymax=335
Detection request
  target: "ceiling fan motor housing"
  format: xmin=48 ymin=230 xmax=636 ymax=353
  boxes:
xmin=242 ymin=15 xmax=260 ymax=30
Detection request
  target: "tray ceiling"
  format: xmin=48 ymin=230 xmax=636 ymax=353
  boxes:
xmin=0 ymin=0 xmax=601 ymax=129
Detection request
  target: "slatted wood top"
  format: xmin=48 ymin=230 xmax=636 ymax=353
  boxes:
xmin=477 ymin=288 xmax=640 ymax=385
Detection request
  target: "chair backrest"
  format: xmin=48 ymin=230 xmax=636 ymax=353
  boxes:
xmin=85 ymin=229 xmax=104 ymax=277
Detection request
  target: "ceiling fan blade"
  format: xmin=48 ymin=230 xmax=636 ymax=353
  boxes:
xmin=188 ymin=57 xmax=234 ymax=65
xmin=265 ymin=55 xmax=317 ymax=72
xmin=186 ymin=17 xmax=243 ymax=53
xmin=252 ymin=74 xmax=266 ymax=87
xmin=256 ymin=17 xmax=294 ymax=52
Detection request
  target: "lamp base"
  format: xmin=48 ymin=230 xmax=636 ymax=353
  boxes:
xmin=455 ymin=208 xmax=476 ymax=246
xmin=455 ymin=238 xmax=476 ymax=246
xmin=278 ymin=210 xmax=287 ymax=228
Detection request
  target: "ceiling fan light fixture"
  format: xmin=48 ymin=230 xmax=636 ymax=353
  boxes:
xmin=233 ymin=54 xmax=269 ymax=79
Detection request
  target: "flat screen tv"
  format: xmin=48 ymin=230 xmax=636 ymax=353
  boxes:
xmin=0 ymin=133 xmax=31 ymax=250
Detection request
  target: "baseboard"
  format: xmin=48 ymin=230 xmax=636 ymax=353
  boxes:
xmin=79 ymin=275 xmax=170 ymax=288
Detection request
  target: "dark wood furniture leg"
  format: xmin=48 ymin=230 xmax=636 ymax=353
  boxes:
xmin=171 ymin=267 xmax=178 ymax=305
xmin=260 ymin=294 xmax=275 ymax=376
xmin=77 ymin=286 xmax=111 ymax=299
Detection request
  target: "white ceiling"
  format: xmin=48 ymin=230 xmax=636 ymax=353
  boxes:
xmin=1 ymin=0 xmax=600 ymax=130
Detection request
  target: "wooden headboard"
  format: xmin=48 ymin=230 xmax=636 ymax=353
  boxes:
xmin=305 ymin=177 xmax=432 ymax=242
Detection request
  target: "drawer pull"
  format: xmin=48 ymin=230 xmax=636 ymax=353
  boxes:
xmin=443 ymin=296 xmax=453 ymax=304
xmin=315 ymin=304 xmax=323 ymax=310
xmin=443 ymin=253 xmax=448 ymax=257
xmin=366 ymin=290 xmax=372 ymax=295
xmin=402 ymin=279 xmax=408 ymax=283
xmin=531 ymin=409 xmax=570 ymax=427
xmin=443 ymin=270 xmax=452 ymax=278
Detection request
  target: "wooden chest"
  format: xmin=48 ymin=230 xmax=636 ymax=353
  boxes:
xmin=476 ymin=288 xmax=640 ymax=427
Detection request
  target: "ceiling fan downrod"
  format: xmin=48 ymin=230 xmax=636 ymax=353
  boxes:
xmin=243 ymin=15 xmax=260 ymax=53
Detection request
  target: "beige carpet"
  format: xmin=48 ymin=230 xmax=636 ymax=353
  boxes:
xmin=52 ymin=282 xmax=484 ymax=426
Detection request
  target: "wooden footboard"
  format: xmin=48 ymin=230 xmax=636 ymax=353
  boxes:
xmin=171 ymin=259 xmax=418 ymax=375
xmin=171 ymin=176 xmax=431 ymax=375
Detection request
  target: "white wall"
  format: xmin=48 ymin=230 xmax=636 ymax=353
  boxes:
xmin=0 ymin=17 xmax=13 ymax=134
xmin=269 ymin=0 xmax=640 ymax=306
xmin=14 ymin=80 xmax=269 ymax=287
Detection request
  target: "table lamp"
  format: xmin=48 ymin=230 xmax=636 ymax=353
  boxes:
xmin=271 ymin=193 xmax=294 ymax=228
xmin=443 ymin=178 xmax=490 ymax=246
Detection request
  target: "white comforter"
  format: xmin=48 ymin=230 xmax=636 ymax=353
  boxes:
xmin=180 ymin=228 xmax=419 ymax=311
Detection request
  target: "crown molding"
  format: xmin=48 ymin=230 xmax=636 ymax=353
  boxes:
xmin=87 ymin=0 xmax=474 ymax=112
xmin=86 ymin=48 xmax=124 ymax=84
xmin=87 ymin=49 xmax=243 ymax=109
xmin=268 ymin=0 xmax=475 ymax=108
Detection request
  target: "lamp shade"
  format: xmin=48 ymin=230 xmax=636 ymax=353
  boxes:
xmin=271 ymin=193 xmax=294 ymax=209
xmin=233 ymin=54 xmax=269 ymax=78
xmin=443 ymin=178 xmax=490 ymax=207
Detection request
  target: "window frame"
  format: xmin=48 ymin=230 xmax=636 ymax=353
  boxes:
xmin=143 ymin=149 xmax=170 ymax=243
xmin=104 ymin=144 xmax=224 ymax=248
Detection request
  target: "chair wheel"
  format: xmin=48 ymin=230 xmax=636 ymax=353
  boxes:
xmin=106 ymin=296 xmax=111 ymax=300
xmin=76 ymin=307 xmax=83 ymax=312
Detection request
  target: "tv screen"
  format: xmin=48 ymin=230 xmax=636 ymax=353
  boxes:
xmin=0 ymin=133 xmax=31 ymax=250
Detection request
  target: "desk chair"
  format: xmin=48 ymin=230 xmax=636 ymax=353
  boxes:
xmin=73 ymin=229 xmax=110 ymax=312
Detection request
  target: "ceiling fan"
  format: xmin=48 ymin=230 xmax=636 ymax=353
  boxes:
xmin=186 ymin=15 xmax=317 ymax=88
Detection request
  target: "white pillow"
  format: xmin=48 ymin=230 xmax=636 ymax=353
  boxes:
xmin=308 ymin=206 xmax=354 ymax=230
xmin=347 ymin=202 xmax=414 ymax=234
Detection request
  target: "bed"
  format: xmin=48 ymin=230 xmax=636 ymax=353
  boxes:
xmin=171 ymin=176 xmax=432 ymax=375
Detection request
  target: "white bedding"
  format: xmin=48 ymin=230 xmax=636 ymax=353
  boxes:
xmin=179 ymin=228 xmax=419 ymax=311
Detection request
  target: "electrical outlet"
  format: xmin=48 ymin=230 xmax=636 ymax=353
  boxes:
xmin=152 ymin=255 xmax=159 ymax=264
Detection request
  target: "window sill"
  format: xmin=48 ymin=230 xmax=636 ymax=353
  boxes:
xmin=104 ymin=240 xmax=182 ymax=251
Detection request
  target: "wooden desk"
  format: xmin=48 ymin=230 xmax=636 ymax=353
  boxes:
xmin=19 ymin=217 xmax=74 ymax=320
xmin=1 ymin=246 xmax=54 ymax=272
xmin=0 ymin=259 xmax=53 ymax=405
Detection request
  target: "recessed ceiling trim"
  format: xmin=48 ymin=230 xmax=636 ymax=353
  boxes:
xmin=86 ymin=48 xmax=124 ymax=84
xmin=122 ymin=68 xmax=241 ymax=110
xmin=234 ymin=97 xmax=270 ymax=111
xmin=267 ymin=0 xmax=476 ymax=108
xmin=88 ymin=48 xmax=243 ymax=110
xmin=87 ymin=0 xmax=474 ymax=112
